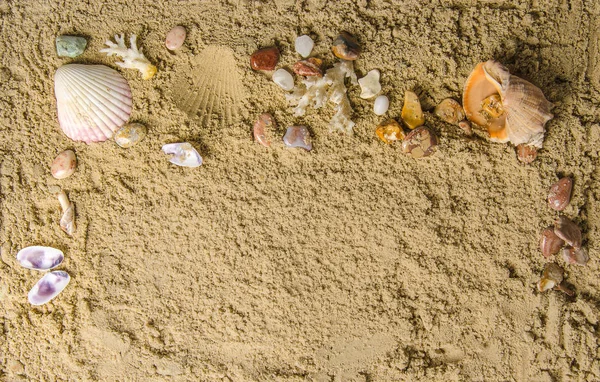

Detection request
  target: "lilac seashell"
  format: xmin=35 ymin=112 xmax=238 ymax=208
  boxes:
xmin=162 ymin=143 xmax=203 ymax=167
xmin=283 ymin=126 xmax=312 ymax=151
xmin=28 ymin=271 xmax=70 ymax=306
xmin=16 ymin=246 xmax=64 ymax=271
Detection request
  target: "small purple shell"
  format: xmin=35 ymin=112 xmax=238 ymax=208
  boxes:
xmin=283 ymin=126 xmax=312 ymax=151
xmin=28 ymin=271 xmax=70 ymax=306
xmin=17 ymin=246 xmax=64 ymax=271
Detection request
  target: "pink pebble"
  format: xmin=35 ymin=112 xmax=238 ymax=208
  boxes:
xmin=165 ymin=26 xmax=186 ymax=51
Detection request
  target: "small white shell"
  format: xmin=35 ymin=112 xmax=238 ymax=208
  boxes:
xmin=358 ymin=69 xmax=381 ymax=99
xmin=54 ymin=64 xmax=133 ymax=143
xmin=28 ymin=271 xmax=70 ymax=305
xmin=17 ymin=246 xmax=64 ymax=271
xmin=273 ymin=68 xmax=294 ymax=91
xmin=283 ymin=126 xmax=312 ymax=151
xmin=295 ymin=35 xmax=314 ymax=58
xmin=374 ymin=95 xmax=389 ymax=115
xmin=162 ymin=143 xmax=203 ymax=167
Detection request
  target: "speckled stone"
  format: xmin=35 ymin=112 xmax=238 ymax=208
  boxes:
xmin=56 ymin=35 xmax=87 ymax=58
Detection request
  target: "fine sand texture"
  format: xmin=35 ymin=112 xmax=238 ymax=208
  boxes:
xmin=1 ymin=0 xmax=599 ymax=380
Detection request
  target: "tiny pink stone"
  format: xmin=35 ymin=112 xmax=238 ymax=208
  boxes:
xmin=283 ymin=126 xmax=312 ymax=151
xmin=165 ymin=26 xmax=186 ymax=51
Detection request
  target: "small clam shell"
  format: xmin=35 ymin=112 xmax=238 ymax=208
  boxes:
xmin=114 ymin=123 xmax=147 ymax=148
xmin=28 ymin=271 xmax=70 ymax=306
xmin=562 ymin=246 xmax=589 ymax=266
xmin=540 ymin=226 xmax=565 ymax=258
xmin=434 ymin=98 xmax=465 ymax=124
xmin=253 ymin=113 xmax=275 ymax=147
xmin=331 ymin=31 xmax=361 ymax=61
xmin=162 ymin=143 xmax=203 ymax=167
xmin=401 ymin=91 xmax=425 ymax=129
xmin=283 ymin=126 xmax=312 ymax=151
xmin=547 ymin=177 xmax=572 ymax=211
xmin=537 ymin=263 xmax=564 ymax=292
xmin=401 ymin=126 xmax=438 ymax=158
xmin=17 ymin=246 xmax=64 ymax=271
xmin=376 ymin=119 xmax=404 ymax=144
xmin=554 ymin=216 xmax=582 ymax=249
xmin=463 ymin=61 xmax=553 ymax=148
xmin=51 ymin=150 xmax=76 ymax=179
xmin=54 ymin=64 xmax=133 ymax=143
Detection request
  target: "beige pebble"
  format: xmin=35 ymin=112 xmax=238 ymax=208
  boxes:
xmin=114 ymin=123 xmax=147 ymax=148
xmin=51 ymin=150 xmax=76 ymax=179
xmin=165 ymin=26 xmax=186 ymax=51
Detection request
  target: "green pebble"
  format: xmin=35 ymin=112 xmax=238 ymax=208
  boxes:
xmin=55 ymin=35 xmax=87 ymax=58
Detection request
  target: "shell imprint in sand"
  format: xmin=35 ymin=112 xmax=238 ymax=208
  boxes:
xmin=54 ymin=64 xmax=133 ymax=143
xmin=172 ymin=45 xmax=246 ymax=124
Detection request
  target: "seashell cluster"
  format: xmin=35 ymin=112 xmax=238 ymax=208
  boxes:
xmin=16 ymin=246 xmax=70 ymax=305
xmin=463 ymin=60 xmax=553 ymax=149
xmin=100 ymin=33 xmax=157 ymax=80
xmin=54 ymin=64 xmax=133 ymax=143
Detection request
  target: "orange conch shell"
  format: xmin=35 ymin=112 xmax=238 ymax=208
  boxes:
xmin=463 ymin=60 xmax=553 ymax=148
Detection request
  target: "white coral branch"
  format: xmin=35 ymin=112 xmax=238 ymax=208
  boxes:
xmin=100 ymin=33 xmax=157 ymax=80
xmin=286 ymin=60 xmax=357 ymax=134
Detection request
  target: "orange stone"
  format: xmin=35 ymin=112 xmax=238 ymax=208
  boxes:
xmin=375 ymin=120 xmax=404 ymax=144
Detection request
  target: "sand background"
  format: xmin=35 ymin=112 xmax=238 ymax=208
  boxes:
xmin=1 ymin=0 xmax=599 ymax=380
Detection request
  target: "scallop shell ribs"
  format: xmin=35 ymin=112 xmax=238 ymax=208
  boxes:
xmin=54 ymin=64 xmax=133 ymax=143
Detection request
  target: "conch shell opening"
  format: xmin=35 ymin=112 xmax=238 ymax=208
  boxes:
xmin=463 ymin=60 xmax=553 ymax=148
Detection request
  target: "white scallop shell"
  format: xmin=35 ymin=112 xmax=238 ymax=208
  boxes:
xmin=54 ymin=64 xmax=133 ymax=143
xmin=17 ymin=246 xmax=64 ymax=271
xmin=28 ymin=271 xmax=70 ymax=305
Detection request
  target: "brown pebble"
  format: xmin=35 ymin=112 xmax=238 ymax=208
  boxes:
xmin=253 ymin=113 xmax=275 ymax=147
xmin=554 ymin=216 xmax=582 ymax=249
xmin=562 ymin=246 xmax=589 ymax=266
xmin=547 ymin=177 xmax=572 ymax=211
xmin=250 ymin=47 xmax=279 ymax=71
xmin=51 ymin=150 xmax=76 ymax=179
xmin=331 ymin=31 xmax=361 ymax=60
xmin=516 ymin=144 xmax=537 ymax=164
xmin=165 ymin=26 xmax=186 ymax=51
xmin=540 ymin=226 xmax=565 ymax=259
xmin=401 ymin=126 xmax=438 ymax=159
xmin=458 ymin=120 xmax=473 ymax=136
xmin=293 ymin=58 xmax=323 ymax=77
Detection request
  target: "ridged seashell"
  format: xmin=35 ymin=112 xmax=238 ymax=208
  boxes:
xmin=540 ymin=226 xmax=564 ymax=258
xmin=434 ymin=98 xmax=465 ymax=124
xmin=253 ymin=113 xmax=275 ymax=147
xmin=554 ymin=216 xmax=582 ymax=249
xmin=283 ymin=126 xmax=312 ymax=151
xmin=16 ymin=246 xmax=64 ymax=271
xmin=28 ymin=271 xmax=70 ymax=305
xmin=162 ymin=143 xmax=203 ymax=167
xmin=54 ymin=64 xmax=133 ymax=143
xmin=401 ymin=91 xmax=425 ymax=129
xmin=548 ymin=177 xmax=573 ymax=211
xmin=463 ymin=60 xmax=553 ymax=148
xmin=173 ymin=45 xmax=246 ymax=125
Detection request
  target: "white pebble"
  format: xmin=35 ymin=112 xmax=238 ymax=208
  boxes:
xmin=374 ymin=95 xmax=389 ymax=115
xmin=273 ymin=68 xmax=294 ymax=91
xmin=295 ymin=35 xmax=314 ymax=58
xmin=358 ymin=69 xmax=381 ymax=99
